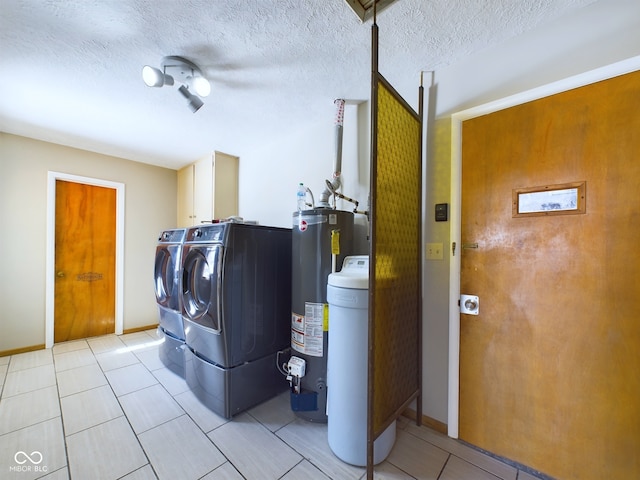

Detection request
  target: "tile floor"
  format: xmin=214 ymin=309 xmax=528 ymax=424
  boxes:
xmin=0 ymin=329 xmax=543 ymax=480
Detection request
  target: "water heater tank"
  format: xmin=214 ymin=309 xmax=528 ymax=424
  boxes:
xmin=290 ymin=208 xmax=354 ymax=422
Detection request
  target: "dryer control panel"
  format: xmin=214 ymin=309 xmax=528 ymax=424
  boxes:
xmin=186 ymin=225 xmax=226 ymax=243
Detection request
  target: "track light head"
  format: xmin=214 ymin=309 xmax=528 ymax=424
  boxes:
xmin=142 ymin=65 xmax=174 ymax=87
xmin=189 ymin=76 xmax=211 ymax=97
xmin=178 ymin=85 xmax=204 ymax=113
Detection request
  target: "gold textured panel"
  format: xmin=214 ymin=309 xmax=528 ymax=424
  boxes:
xmin=371 ymin=76 xmax=421 ymax=436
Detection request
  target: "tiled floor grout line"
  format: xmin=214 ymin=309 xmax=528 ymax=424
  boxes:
xmin=113 ymin=347 xmax=163 ymax=477
xmin=125 ymin=342 xmax=238 ymax=480
xmin=100 ymin=367 xmax=158 ymax=480
xmin=101 ymin=339 xmax=182 ymax=480
xmin=52 ymin=348 xmax=74 ymax=480
xmin=53 ymin=340 xmax=157 ymax=479
xmin=436 ymin=453 xmax=452 ymax=480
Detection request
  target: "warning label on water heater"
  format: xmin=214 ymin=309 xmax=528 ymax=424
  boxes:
xmin=291 ymin=303 xmax=326 ymax=357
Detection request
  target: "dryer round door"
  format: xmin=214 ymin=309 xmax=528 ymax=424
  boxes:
xmin=182 ymin=245 xmax=223 ymax=332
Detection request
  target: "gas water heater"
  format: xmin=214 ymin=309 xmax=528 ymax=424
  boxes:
xmin=290 ymin=207 xmax=354 ymax=422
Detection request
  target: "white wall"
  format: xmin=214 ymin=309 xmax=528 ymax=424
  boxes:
xmin=239 ymin=102 xmax=370 ymax=228
xmin=237 ymin=0 xmax=640 ymax=426
xmin=0 ymin=133 xmax=176 ymax=352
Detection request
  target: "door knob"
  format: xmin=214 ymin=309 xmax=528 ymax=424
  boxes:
xmin=56 ymin=271 xmax=65 ymax=278
xmin=460 ymin=294 xmax=479 ymax=315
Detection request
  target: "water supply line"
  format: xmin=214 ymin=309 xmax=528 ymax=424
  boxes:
xmin=324 ymin=179 xmax=361 ymax=213
xmin=317 ymin=99 xmax=345 ymax=208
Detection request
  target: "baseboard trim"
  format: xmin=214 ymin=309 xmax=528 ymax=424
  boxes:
xmin=402 ymin=408 xmax=448 ymax=435
xmin=0 ymin=344 xmax=46 ymax=357
xmin=0 ymin=325 xmax=158 ymax=357
xmin=123 ymin=324 xmax=158 ymax=335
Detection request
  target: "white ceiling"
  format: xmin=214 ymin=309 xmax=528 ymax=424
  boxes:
xmin=0 ymin=0 xmax=597 ymax=170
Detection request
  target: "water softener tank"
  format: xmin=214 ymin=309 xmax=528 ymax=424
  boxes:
xmin=291 ymin=207 xmax=354 ymax=422
xmin=327 ymin=255 xmax=396 ymax=465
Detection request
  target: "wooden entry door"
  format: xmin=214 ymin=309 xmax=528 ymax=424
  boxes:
xmin=459 ymin=71 xmax=640 ymax=480
xmin=54 ymin=180 xmax=116 ymax=342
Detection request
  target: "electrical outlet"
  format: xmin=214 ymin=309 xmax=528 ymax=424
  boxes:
xmin=426 ymin=242 xmax=443 ymax=260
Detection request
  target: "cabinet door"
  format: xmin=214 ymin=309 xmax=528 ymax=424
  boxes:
xmin=194 ymin=155 xmax=213 ymax=223
xmin=213 ymin=152 xmax=239 ymax=219
xmin=177 ymin=164 xmax=194 ymax=227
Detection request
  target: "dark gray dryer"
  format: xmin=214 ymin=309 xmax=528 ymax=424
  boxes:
xmin=154 ymin=228 xmax=187 ymax=376
xmin=181 ymin=222 xmax=291 ymax=418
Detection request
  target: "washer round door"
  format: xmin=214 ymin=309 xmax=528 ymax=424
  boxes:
xmin=181 ymin=244 xmax=223 ymax=332
xmin=154 ymin=245 xmax=181 ymax=311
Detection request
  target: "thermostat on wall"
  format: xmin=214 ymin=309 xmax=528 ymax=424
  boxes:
xmin=435 ymin=203 xmax=448 ymax=222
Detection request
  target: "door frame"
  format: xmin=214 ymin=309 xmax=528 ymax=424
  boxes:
xmin=446 ymin=54 xmax=640 ymax=438
xmin=45 ymin=171 xmax=125 ymax=348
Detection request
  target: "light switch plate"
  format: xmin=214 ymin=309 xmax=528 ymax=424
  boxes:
xmin=426 ymin=242 xmax=443 ymax=260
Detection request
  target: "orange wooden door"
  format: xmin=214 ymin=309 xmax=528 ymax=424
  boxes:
xmin=459 ymin=71 xmax=640 ymax=480
xmin=54 ymin=180 xmax=116 ymax=342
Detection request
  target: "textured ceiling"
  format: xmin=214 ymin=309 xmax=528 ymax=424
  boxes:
xmin=0 ymin=0 xmax=597 ymax=170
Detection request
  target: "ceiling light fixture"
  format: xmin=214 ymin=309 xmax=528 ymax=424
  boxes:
xmin=142 ymin=55 xmax=210 ymax=112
